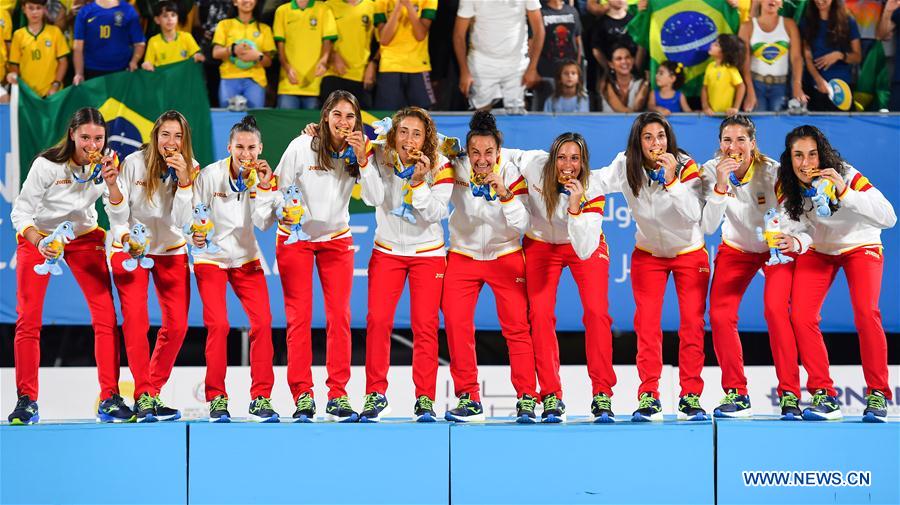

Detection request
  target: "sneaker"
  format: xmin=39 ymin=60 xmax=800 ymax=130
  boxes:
xmin=632 ymin=393 xmax=663 ymax=422
xmin=515 ymin=394 xmax=537 ymax=424
xmin=325 ymin=395 xmax=359 ymax=423
xmin=8 ymin=395 xmax=39 ymax=425
xmin=153 ymin=395 xmax=181 ymax=422
xmin=862 ymin=390 xmax=887 ymax=423
xmin=97 ymin=394 xmax=136 ymax=423
xmin=292 ymin=392 xmax=316 ymax=423
xmin=135 ymin=393 xmax=158 ymax=423
xmin=779 ymin=392 xmax=802 ymax=421
xmin=591 ymin=393 xmax=615 ymax=423
xmin=714 ymin=389 xmax=752 ymax=419
xmin=359 ymin=392 xmax=391 ymax=423
xmin=541 ymin=393 xmax=566 ymax=423
xmin=802 ymin=389 xmax=842 ymax=421
xmin=677 ymin=393 xmax=709 ymax=421
xmin=209 ymin=395 xmax=231 ymax=423
xmin=444 ymin=393 xmax=485 ymax=422
xmin=413 ymin=396 xmax=437 ymax=423
xmin=248 ymin=396 xmax=279 ymax=423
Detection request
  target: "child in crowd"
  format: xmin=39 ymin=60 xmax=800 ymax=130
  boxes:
xmin=702 ymin=34 xmax=745 ymax=116
xmin=544 ymin=60 xmax=590 ymax=113
xmin=648 ymin=60 xmax=691 ymax=115
xmin=142 ymin=1 xmax=204 ymax=71
xmin=7 ymin=0 xmax=69 ymax=96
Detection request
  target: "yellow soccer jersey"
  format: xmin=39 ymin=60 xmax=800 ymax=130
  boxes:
xmin=703 ymin=61 xmax=743 ymax=113
xmin=9 ymin=25 xmax=70 ymax=97
xmin=212 ymin=18 xmax=275 ymax=87
xmin=273 ymin=0 xmax=338 ymax=96
xmin=374 ymin=0 xmax=436 ymax=73
xmin=145 ymin=31 xmax=200 ymax=67
xmin=0 ymin=8 xmax=10 ymax=42
xmin=325 ymin=0 xmax=375 ymax=82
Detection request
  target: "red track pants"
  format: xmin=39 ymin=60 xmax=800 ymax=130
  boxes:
xmin=111 ymin=252 xmax=190 ymax=399
xmin=524 ymin=237 xmax=615 ymax=400
xmin=365 ymin=250 xmax=445 ymax=400
xmin=15 ymin=229 xmax=120 ymax=400
xmin=441 ymin=251 xmax=537 ymax=401
xmin=194 ymin=260 xmax=274 ymax=401
xmin=632 ymin=248 xmax=710 ymax=398
xmin=791 ymin=247 xmax=892 ymax=399
xmin=277 ymin=236 xmax=354 ymax=401
xmin=709 ymin=244 xmax=801 ymax=396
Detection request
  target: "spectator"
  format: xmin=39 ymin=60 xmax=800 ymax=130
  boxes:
xmin=800 ymin=0 xmax=862 ymax=111
xmin=543 ymin=59 xmax=590 ymax=112
xmin=648 ymin=60 xmax=691 ymax=114
xmin=211 ymin=0 xmax=274 ymax=109
xmin=590 ymin=0 xmax=634 ymax=72
xmin=702 ymin=34 xmax=746 ymax=116
xmin=374 ymin=0 xmax=437 ymax=110
xmin=273 ymin=0 xmax=336 ymax=109
xmin=196 ymin=0 xmax=233 ymax=105
xmin=142 ymin=1 xmax=204 ymax=71
xmin=7 ymin=0 xmax=69 ymax=97
xmin=738 ymin=0 xmax=806 ymax=111
xmin=73 ymin=0 xmax=146 ymax=83
xmin=877 ymin=0 xmax=899 ymax=110
xmin=534 ymin=0 xmax=583 ymax=110
xmin=1 ymin=7 xmax=10 ymax=90
xmin=453 ymin=0 xmax=545 ymax=114
xmin=135 ymin=0 xmax=195 ymax=38
xmin=320 ymin=0 xmax=377 ymax=109
xmin=600 ymin=43 xmax=648 ymax=112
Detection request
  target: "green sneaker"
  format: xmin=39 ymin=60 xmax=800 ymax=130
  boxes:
xmin=248 ymin=396 xmax=279 ymax=423
xmin=515 ymin=394 xmax=537 ymax=424
xmin=803 ymin=389 xmax=842 ymax=421
xmin=591 ymin=393 xmax=615 ymax=423
xmin=325 ymin=395 xmax=359 ymax=423
xmin=444 ymin=393 xmax=485 ymax=422
xmin=97 ymin=394 xmax=136 ymax=423
xmin=677 ymin=393 xmax=709 ymax=421
xmin=209 ymin=395 xmax=231 ymax=423
xmin=779 ymin=392 xmax=802 ymax=420
xmin=631 ymin=392 xmax=663 ymax=422
xmin=541 ymin=393 xmax=566 ymax=423
xmin=360 ymin=392 xmax=390 ymax=423
xmin=292 ymin=392 xmax=316 ymax=423
xmin=8 ymin=395 xmax=39 ymax=425
xmin=153 ymin=395 xmax=181 ymax=421
xmin=713 ymin=389 xmax=752 ymax=419
xmin=135 ymin=393 xmax=158 ymax=423
xmin=862 ymin=390 xmax=887 ymax=423
xmin=413 ymin=396 xmax=436 ymax=422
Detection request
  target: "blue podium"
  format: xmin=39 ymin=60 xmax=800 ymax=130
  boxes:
xmin=187 ymin=421 xmax=450 ymax=505
xmin=716 ymin=418 xmax=900 ymax=505
xmin=449 ymin=419 xmax=714 ymax=505
xmin=0 ymin=422 xmax=187 ymax=504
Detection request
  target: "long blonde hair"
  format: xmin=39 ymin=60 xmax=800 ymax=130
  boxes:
xmin=142 ymin=110 xmax=194 ymax=203
xmin=541 ymin=132 xmax=590 ymax=219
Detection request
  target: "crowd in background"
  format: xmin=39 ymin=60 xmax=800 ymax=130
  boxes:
xmin=1 ymin=0 xmax=899 ymax=112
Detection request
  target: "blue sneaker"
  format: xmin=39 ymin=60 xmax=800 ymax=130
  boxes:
xmin=209 ymin=395 xmax=231 ymax=423
xmin=802 ymin=389 xmax=842 ymax=421
xmin=714 ymin=389 xmax=752 ymax=418
xmin=360 ymin=392 xmax=390 ymax=423
xmin=515 ymin=394 xmax=537 ymax=424
xmin=8 ymin=395 xmax=39 ymax=425
xmin=591 ymin=393 xmax=615 ymax=423
xmin=541 ymin=393 xmax=566 ymax=423
xmin=248 ymin=396 xmax=279 ymax=423
xmin=292 ymin=392 xmax=316 ymax=423
xmin=97 ymin=394 xmax=136 ymax=423
xmin=325 ymin=395 xmax=359 ymax=423
xmin=135 ymin=393 xmax=158 ymax=423
xmin=779 ymin=392 xmax=802 ymax=421
xmin=444 ymin=393 xmax=485 ymax=422
xmin=632 ymin=393 xmax=663 ymax=422
xmin=413 ymin=396 xmax=437 ymax=422
xmin=862 ymin=390 xmax=887 ymax=423
xmin=677 ymin=393 xmax=709 ymax=421
xmin=153 ymin=395 xmax=181 ymax=422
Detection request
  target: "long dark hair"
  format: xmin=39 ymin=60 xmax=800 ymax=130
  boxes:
xmin=314 ymin=90 xmax=364 ymax=178
xmin=624 ymin=112 xmax=683 ymax=197
xmin=717 ymin=34 xmax=745 ymax=68
xmin=143 ymin=110 xmax=195 ymax=203
xmin=541 ymin=132 xmax=590 ymax=219
xmin=466 ymin=110 xmax=502 ymax=151
xmin=802 ymin=0 xmax=852 ymax=49
xmin=716 ymin=114 xmax=765 ymax=168
xmin=777 ymin=125 xmax=846 ymax=221
xmin=40 ymin=107 xmax=107 ymax=163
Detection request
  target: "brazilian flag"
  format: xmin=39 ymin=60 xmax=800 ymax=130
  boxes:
xmin=628 ymin=0 xmax=740 ymax=97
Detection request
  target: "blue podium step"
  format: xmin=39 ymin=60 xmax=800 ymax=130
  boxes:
xmin=449 ymin=419 xmax=714 ymax=505
xmin=0 ymin=422 xmax=186 ymax=504
xmin=187 ymin=421 xmax=450 ymax=505
xmin=716 ymin=417 xmax=900 ymax=505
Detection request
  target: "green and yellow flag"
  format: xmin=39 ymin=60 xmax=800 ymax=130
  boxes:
xmin=628 ymin=0 xmax=741 ymax=97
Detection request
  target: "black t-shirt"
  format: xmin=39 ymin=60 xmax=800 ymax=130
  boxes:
xmin=591 ymin=12 xmax=635 ymax=62
xmin=538 ymin=3 xmax=582 ymax=77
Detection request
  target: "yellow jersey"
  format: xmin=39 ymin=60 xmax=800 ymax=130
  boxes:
xmin=212 ymin=18 xmax=275 ymax=87
xmin=9 ymin=24 xmax=70 ymax=97
xmin=324 ymin=0 xmax=376 ymax=83
xmin=374 ymin=0 xmax=436 ymax=73
xmin=703 ymin=61 xmax=743 ymax=113
xmin=0 ymin=9 xmax=9 ymax=84
xmin=273 ymin=0 xmax=338 ymax=96
xmin=144 ymin=31 xmax=200 ymax=67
